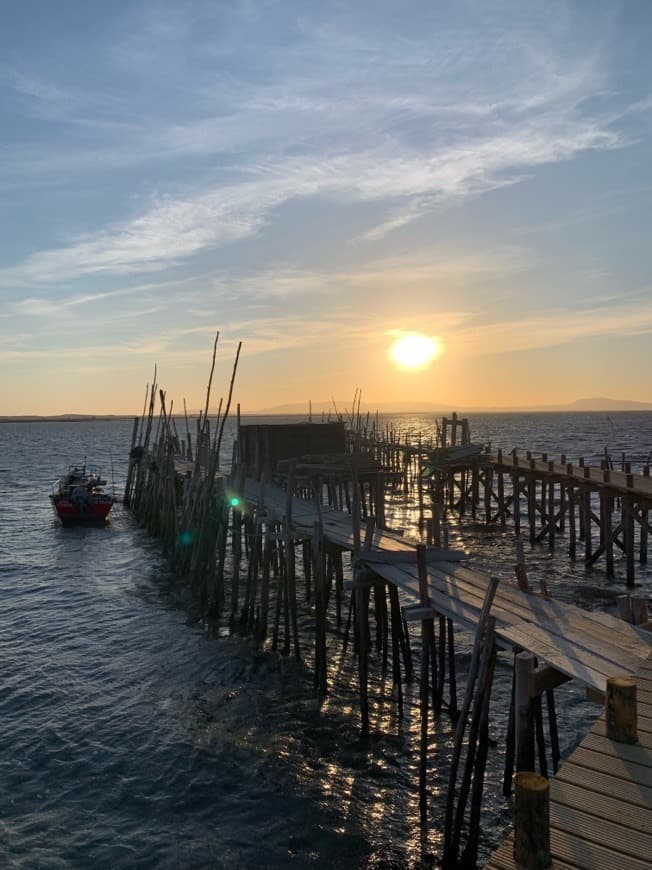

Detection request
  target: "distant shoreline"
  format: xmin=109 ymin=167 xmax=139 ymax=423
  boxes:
xmin=0 ymin=415 xmax=135 ymax=423
xmin=2 ymin=407 xmax=652 ymax=423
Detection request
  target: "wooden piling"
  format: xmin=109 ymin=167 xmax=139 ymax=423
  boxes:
xmin=513 ymin=771 xmax=551 ymax=869
xmin=605 ymin=676 xmax=638 ymax=744
xmin=515 ymin=651 xmax=535 ymax=772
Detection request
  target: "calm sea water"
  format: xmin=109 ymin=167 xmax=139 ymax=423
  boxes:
xmin=1 ymin=412 xmax=651 ymax=869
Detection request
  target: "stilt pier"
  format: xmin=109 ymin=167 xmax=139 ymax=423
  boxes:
xmin=125 ymin=387 xmax=652 ymax=866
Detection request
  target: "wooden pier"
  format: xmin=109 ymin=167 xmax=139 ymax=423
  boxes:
xmin=125 ymin=384 xmax=652 ymax=867
xmin=353 ymin=414 xmax=652 ymax=586
xmin=238 ymin=473 xmax=652 ymax=866
xmin=486 ymin=652 xmax=652 ymax=869
xmin=242 ymin=475 xmax=651 ymax=697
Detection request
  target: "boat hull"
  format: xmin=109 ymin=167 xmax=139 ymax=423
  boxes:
xmin=50 ymin=495 xmax=114 ymax=524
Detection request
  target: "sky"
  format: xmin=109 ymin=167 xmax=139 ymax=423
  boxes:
xmin=2 ymin=0 xmax=652 ymax=415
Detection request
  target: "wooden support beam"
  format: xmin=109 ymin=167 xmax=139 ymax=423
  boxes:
xmin=528 ymin=665 xmax=571 ymax=698
xmin=358 ymin=547 xmax=465 ymax=565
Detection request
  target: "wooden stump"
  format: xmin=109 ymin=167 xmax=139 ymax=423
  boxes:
xmin=605 ymin=676 xmax=638 ymax=744
xmin=513 ymin=771 xmax=551 ymax=869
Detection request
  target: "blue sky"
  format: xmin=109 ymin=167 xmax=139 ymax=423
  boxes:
xmin=2 ymin=0 xmax=652 ymax=413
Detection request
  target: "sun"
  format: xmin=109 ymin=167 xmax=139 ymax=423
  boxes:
xmin=389 ymin=333 xmax=440 ymax=371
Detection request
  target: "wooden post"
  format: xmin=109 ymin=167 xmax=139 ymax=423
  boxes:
xmin=375 ymin=471 xmax=386 ymax=529
xmin=559 ymin=457 xmax=566 ymax=531
xmin=514 ymin=535 xmax=529 ymax=591
xmin=356 ymin=579 xmax=370 ymax=736
xmin=513 ymin=771 xmax=551 ymax=869
xmin=631 ymin=594 xmax=649 ymax=626
xmin=417 ymin=543 xmax=434 ymax=826
xmin=388 ymin=583 xmax=404 ymax=719
xmin=640 ymin=503 xmax=649 ymax=564
xmin=602 ymin=490 xmax=614 ymax=577
xmin=617 ymin=594 xmax=632 ymax=623
xmin=123 ymin=415 xmax=140 ymax=505
xmin=515 ymin=651 xmax=535 ymax=772
xmin=547 ymin=472 xmax=555 ymax=550
xmin=443 ymin=577 xmax=499 ymax=863
xmin=582 ymin=486 xmax=592 ymax=563
xmin=512 ymin=472 xmax=521 ymax=535
xmin=605 ymin=677 xmax=637 ymax=744
xmin=527 ymin=474 xmax=536 ymax=545
xmin=624 ymin=495 xmax=636 ymax=586
xmin=567 ymin=483 xmax=576 ymax=560
xmin=484 ymin=466 xmax=493 ymax=525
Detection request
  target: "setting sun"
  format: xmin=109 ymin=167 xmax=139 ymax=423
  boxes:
xmin=389 ymin=333 xmax=441 ymax=371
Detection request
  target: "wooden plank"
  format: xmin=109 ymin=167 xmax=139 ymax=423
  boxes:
xmin=451 ymin=562 xmax=651 ymax=653
xmin=498 ymin=623 xmax=614 ymax=692
xmin=455 ymin=567 xmax=651 ymax=661
xmin=550 ymin=779 xmax=652 ymax=831
xmin=548 ymin=826 xmax=652 ymax=870
xmin=358 ymin=547 xmax=466 ymax=564
xmin=484 ymin=837 xmax=579 ymax=870
xmin=581 ymin=729 xmax=652 ymax=763
xmin=549 ymin=801 xmax=652 ymax=860
xmin=557 ymin=757 xmax=652 ymax=804
xmin=566 ymin=745 xmax=652 ymax=785
xmin=592 ymin=713 xmax=652 ymax=738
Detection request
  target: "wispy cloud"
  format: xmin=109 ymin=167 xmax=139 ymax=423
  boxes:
xmin=450 ymin=294 xmax=652 ymax=358
xmin=0 ymin=1 xmax=640 ymax=285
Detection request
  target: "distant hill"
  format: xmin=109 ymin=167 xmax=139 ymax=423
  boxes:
xmin=562 ymin=397 xmax=652 ymax=411
xmin=0 ymin=414 xmax=134 ymax=423
xmin=1 ymin=397 xmax=650 ymax=421
xmin=251 ymin=397 xmax=652 ymax=415
xmin=252 ymin=400 xmax=449 ymax=416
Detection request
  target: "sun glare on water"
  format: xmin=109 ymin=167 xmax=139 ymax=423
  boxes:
xmin=389 ymin=333 xmax=440 ymax=371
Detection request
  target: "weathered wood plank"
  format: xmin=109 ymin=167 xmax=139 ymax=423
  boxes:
xmin=549 ymin=801 xmax=652 ymax=860
xmin=565 ymin=745 xmax=652 ymax=785
xmin=550 ymin=778 xmax=652 ymax=831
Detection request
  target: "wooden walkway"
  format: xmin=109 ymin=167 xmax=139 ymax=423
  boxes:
xmin=485 ymin=651 xmax=652 ymax=869
xmin=492 ymin=452 xmax=652 ymax=499
xmin=244 ymin=477 xmax=651 ymax=696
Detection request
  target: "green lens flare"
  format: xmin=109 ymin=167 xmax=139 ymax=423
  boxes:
xmin=230 ymin=497 xmax=240 ymax=507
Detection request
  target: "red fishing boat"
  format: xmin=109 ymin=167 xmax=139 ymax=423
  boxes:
xmin=50 ymin=464 xmax=115 ymax=523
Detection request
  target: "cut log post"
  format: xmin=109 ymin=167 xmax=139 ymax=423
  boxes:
xmin=617 ymin=594 xmax=632 ymax=623
xmin=605 ymin=676 xmax=638 ymax=744
xmin=631 ymin=593 xmax=649 ymax=626
xmin=513 ymin=771 xmax=551 ymax=869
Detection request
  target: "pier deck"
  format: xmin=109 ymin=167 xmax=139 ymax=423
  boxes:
xmin=485 ymin=652 xmax=652 ymax=870
xmin=492 ymin=452 xmax=652 ymax=498
xmin=244 ymin=477 xmax=651 ymax=696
